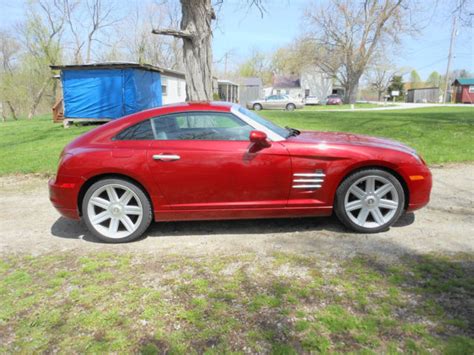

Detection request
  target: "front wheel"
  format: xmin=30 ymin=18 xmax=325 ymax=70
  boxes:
xmin=334 ymin=169 xmax=405 ymax=233
xmin=82 ymin=178 xmax=152 ymax=243
xmin=253 ymin=103 xmax=263 ymax=111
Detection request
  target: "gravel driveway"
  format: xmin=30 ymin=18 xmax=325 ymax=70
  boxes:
xmin=1 ymin=164 xmax=473 ymax=260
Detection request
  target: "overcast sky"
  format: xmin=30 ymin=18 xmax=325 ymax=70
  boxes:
xmin=1 ymin=0 xmax=472 ymax=80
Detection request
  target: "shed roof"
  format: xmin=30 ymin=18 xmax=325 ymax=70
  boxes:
xmin=407 ymin=87 xmax=440 ymax=92
xmin=453 ymin=78 xmax=474 ymax=85
xmin=239 ymin=77 xmax=262 ymax=86
xmin=217 ymin=79 xmax=238 ymax=86
xmin=50 ymin=62 xmax=185 ymax=79
xmin=272 ymin=74 xmax=300 ymax=89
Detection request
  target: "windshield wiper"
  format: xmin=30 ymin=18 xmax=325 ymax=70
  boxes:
xmin=285 ymin=126 xmax=301 ymax=137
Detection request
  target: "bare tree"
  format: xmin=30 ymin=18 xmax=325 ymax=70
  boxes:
xmin=84 ymin=0 xmax=118 ymax=63
xmin=121 ymin=1 xmax=182 ymax=69
xmin=367 ymin=59 xmax=398 ymax=101
xmin=21 ymin=0 xmax=66 ymax=119
xmin=0 ymin=31 xmax=21 ymax=120
xmin=64 ymin=0 xmax=84 ymax=64
xmin=152 ymin=0 xmax=265 ymax=101
xmin=305 ymin=0 xmax=418 ymax=104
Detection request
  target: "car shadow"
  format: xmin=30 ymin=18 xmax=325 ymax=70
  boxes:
xmin=51 ymin=215 xmax=344 ymax=243
xmin=51 ymin=212 xmax=416 ymax=244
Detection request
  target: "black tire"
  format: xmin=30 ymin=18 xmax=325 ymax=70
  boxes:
xmin=82 ymin=178 xmax=153 ymax=243
xmin=286 ymin=103 xmax=296 ymax=111
xmin=334 ymin=169 xmax=405 ymax=233
xmin=253 ymin=103 xmax=263 ymax=111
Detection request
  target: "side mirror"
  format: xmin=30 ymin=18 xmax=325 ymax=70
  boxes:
xmin=249 ymin=130 xmax=271 ymax=148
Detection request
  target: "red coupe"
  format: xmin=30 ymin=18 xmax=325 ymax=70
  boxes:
xmin=49 ymin=102 xmax=431 ymax=243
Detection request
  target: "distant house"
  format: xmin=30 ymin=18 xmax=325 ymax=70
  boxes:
xmin=406 ymin=87 xmax=441 ymax=103
xmin=266 ymin=69 xmax=340 ymax=100
xmin=452 ymin=78 xmax=474 ymax=104
xmin=300 ymin=67 xmax=335 ymax=99
xmin=269 ymin=74 xmax=302 ymax=98
xmin=50 ymin=62 xmax=186 ymax=123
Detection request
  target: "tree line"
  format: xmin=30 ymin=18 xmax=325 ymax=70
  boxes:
xmin=1 ymin=0 xmax=472 ymax=120
xmin=0 ymin=0 xmax=183 ymax=121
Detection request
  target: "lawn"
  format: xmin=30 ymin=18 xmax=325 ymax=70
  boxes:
xmin=302 ymin=103 xmax=392 ymax=110
xmin=0 ymin=115 xmax=93 ymax=175
xmin=1 ymin=252 xmax=472 ymax=353
xmin=263 ymin=106 xmax=474 ymax=164
xmin=0 ymin=106 xmax=473 ymax=175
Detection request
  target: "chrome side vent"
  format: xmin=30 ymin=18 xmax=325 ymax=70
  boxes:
xmin=293 ymin=170 xmax=325 ymax=190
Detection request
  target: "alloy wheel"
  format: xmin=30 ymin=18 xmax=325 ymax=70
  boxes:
xmin=344 ymin=175 xmax=399 ymax=229
xmin=86 ymin=183 xmax=143 ymax=239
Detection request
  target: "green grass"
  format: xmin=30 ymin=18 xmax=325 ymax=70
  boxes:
xmin=262 ymin=106 xmax=474 ymax=164
xmin=0 ymin=106 xmax=473 ymax=175
xmin=302 ymin=103 xmax=390 ymax=110
xmin=0 ymin=115 xmax=94 ymax=175
xmin=1 ymin=252 xmax=472 ymax=353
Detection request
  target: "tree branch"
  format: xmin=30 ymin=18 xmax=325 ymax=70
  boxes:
xmin=152 ymin=28 xmax=194 ymax=40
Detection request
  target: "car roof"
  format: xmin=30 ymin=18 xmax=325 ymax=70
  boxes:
xmin=66 ymin=101 xmax=238 ymax=148
xmin=122 ymin=101 xmax=235 ymax=120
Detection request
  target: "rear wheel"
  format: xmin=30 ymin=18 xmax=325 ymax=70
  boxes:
xmin=286 ymin=103 xmax=296 ymax=111
xmin=334 ymin=169 xmax=405 ymax=233
xmin=253 ymin=103 xmax=262 ymax=111
xmin=82 ymin=178 xmax=152 ymax=243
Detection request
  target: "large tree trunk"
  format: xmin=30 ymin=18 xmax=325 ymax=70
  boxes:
xmin=377 ymin=90 xmax=383 ymax=101
xmin=343 ymin=72 xmax=363 ymax=104
xmin=343 ymin=83 xmax=358 ymax=104
xmin=153 ymin=0 xmax=214 ymax=101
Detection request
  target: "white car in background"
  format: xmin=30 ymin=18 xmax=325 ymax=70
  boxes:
xmin=247 ymin=95 xmax=304 ymax=111
xmin=304 ymin=96 xmax=320 ymax=105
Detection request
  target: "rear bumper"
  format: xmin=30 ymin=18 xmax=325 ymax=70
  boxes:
xmin=48 ymin=176 xmax=81 ymax=220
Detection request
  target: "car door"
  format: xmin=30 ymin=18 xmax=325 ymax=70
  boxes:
xmin=263 ymin=95 xmax=278 ymax=109
xmin=146 ymin=111 xmax=292 ymax=210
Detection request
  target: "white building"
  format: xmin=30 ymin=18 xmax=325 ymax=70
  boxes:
xmin=265 ymin=67 xmax=342 ymax=100
xmin=161 ymin=68 xmax=187 ymax=105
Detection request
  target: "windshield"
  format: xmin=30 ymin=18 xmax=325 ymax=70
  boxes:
xmin=238 ymin=106 xmax=289 ymax=138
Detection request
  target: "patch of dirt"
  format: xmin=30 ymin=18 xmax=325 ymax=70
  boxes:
xmin=0 ymin=164 xmax=473 ymax=261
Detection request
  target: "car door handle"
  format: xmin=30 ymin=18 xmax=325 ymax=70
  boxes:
xmin=152 ymin=154 xmax=180 ymax=161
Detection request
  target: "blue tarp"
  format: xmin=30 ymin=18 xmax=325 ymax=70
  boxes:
xmin=62 ymin=68 xmax=162 ymax=119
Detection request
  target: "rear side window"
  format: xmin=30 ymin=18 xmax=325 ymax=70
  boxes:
xmin=115 ymin=112 xmax=253 ymax=141
xmin=115 ymin=120 xmax=154 ymax=140
xmin=151 ymin=112 xmax=253 ymax=141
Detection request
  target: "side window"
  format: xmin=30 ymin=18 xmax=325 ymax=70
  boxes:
xmin=115 ymin=120 xmax=154 ymax=140
xmin=162 ymin=77 xmax=168 ymax=96
xmin=151 ymin=112 xmax=253 ymax=141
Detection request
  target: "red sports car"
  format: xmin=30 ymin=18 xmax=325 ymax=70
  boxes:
xmin=49 ymin=102 xmax=432 ymax=243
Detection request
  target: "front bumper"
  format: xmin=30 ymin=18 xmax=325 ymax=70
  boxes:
xmin=399 ymin=164 xmax=432 ymax=212
xmin=48 ymin=176 xmax=81 ymax=220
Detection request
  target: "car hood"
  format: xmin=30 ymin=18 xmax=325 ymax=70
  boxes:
xmin=290 ymin=131 xmax=417 ymax=154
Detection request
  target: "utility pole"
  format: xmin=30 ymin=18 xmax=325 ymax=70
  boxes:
xmin=224 ymin=52 xmax=228 ymax=76
xmin=443 ymin=10 xmax=458 ymax=103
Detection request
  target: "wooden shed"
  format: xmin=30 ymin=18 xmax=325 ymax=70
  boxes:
xmin=406 ymin=87 xmax=440 ymax=103
xmin=452 ymin=78 xmax=474 ymax=104
xmin=50 ymin=62 xmax=186 ymax=125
